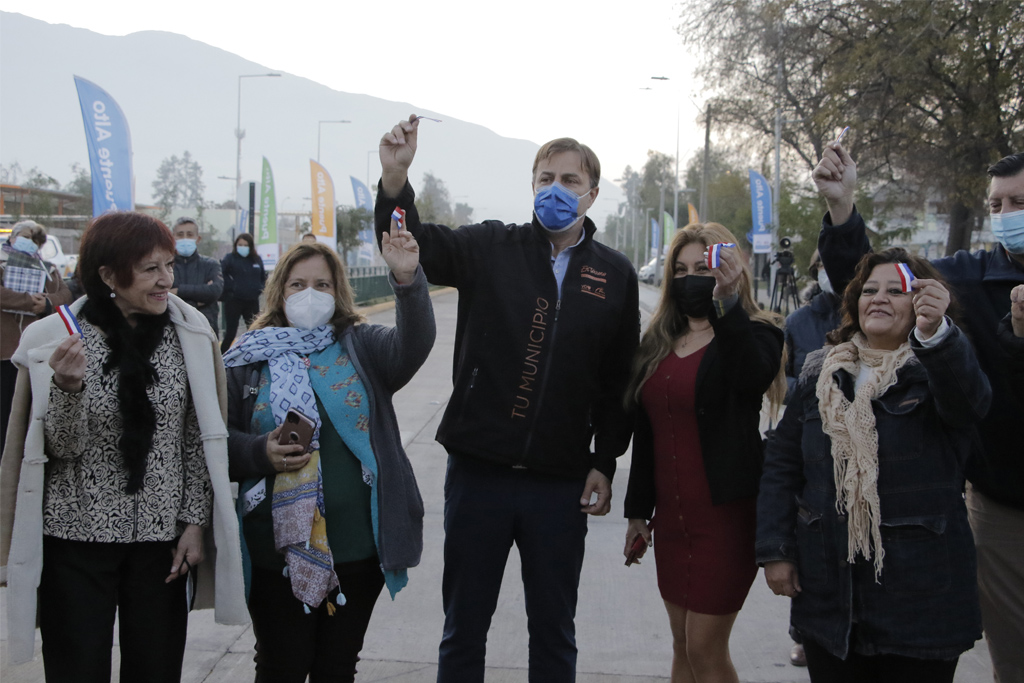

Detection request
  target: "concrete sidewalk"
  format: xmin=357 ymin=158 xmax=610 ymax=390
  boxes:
xmin=1 ymin=285 xmax=993 ymax=681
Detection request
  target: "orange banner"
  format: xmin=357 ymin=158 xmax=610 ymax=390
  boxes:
xmin=688 ymin=203 xmax=699 ymax=225
xmin=309 ymin=159 xmax=336 ymax=247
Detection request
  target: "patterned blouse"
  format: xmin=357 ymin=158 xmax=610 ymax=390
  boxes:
xmin=43 ymin=318 xmax=212 ymax=542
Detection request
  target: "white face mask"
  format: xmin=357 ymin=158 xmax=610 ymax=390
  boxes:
xmin=284 ymin=287 xmax=336 ymax=330
xmin=818 ymin=268 xmax=834 ymax=295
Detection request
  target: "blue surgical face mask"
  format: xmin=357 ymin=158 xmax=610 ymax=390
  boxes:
xmin=991 ymin=208 xmax=1024 ymax=254
xmin=236 ymin=245 xmax=250 ymax=258
xmin=12 ymin=235 xmax=38 ymax=254
xmin=175 ymin=238 xmax=197 ymax=257
xmin=533 ymin=182 xmax=592 ymax=233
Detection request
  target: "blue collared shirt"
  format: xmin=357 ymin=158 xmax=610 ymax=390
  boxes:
xmin=551 ymin=228 xmax=587 ymax=297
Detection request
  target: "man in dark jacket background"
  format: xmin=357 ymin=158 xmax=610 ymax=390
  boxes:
xmin=171 ymin=217 xmax=224 ymax=335
xmin=376 ymin=115 xmax=639 ymax=683
xmin=813 ymin=145 xmax=1024 ymax=683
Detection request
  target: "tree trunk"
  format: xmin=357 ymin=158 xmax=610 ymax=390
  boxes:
xmin=944 ymin=201 xmax=972 ymax=256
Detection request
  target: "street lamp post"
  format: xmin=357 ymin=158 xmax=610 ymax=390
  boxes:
xmin=235 ymin=73 xmax=281 ymax=229
xmin=317 ymin=120 xmax=351 ymax=163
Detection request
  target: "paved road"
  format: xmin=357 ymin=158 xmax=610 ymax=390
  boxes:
xmin=0 ymin=284 xmax=993 ymax=681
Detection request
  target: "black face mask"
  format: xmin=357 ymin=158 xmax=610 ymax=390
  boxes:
xmin=670 ymin=275 xmax=716 ymax=319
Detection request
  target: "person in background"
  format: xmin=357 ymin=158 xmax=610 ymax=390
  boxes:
xmin=781 ymin=249 xmax=842 ymax=668
xmin=223 ymin=223 xmax=433 ymax=681
xmin=171 ymin=216 xmax=223 ymax=335
xmin=814 ymin=147 xmax=1024 ymax=682
xmin=0 ymin=220 xmax=72 ymax=450
xmin=785 ymin=250 xmax=843 ymax=402
xmin=623 ymin=224 xmax=786 ymax=683
xmin=220 ymin=232 xmax=266 ymax=353
xmin=758 ymin=248 xmax=989 ymax=681
xmin=0 ymin=211 xmax=247 ymax=680
xmin=301 ymin=232 xmax=318 ymax=244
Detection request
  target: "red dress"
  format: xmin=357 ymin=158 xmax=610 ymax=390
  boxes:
xmin=641 ymin=346 xmax=757 ymax=615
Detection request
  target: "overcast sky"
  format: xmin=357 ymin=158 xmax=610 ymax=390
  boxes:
xmin=3 ymin=0 xmax=709 ymax=204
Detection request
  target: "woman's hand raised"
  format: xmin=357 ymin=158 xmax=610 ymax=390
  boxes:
xmin=708 ymin=244 xmax=743 ymax=300
xmin=381 ymin=212 xmax=420 ymax=285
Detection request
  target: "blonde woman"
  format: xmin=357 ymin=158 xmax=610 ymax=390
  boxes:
xmin=623 ymin=224 xmax=786 ymax=683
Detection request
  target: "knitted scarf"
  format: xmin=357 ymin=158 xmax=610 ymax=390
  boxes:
xmin=79 ymin=297 xmax=170 ymax=494
xmin=815 ymin=333 xmax=915 ymax=580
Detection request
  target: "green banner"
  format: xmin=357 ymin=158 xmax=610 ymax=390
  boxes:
xmin=257 ymin=157 xmax=278 ymax=266
xmin=663 ymin=211 xmax=676 ymax=251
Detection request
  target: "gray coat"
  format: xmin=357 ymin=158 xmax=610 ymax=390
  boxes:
xmin=174 ymin=251 xmax=224 ymax=333
xmin=226 ymin=266 xmax=435 ymax=574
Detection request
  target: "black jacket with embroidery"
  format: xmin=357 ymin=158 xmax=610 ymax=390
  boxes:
xmin=375 ymin=181 xmax=639 ymax=481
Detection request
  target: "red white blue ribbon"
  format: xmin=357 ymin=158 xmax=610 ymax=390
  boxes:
xmin=391 ymin=207 xmax=406 ymax=229
xmin=706 ymin=242 xmax=736 ymax=269
xmin=895 ymin=263 xmax=915 ymax=293
xmin=56 ymin=304 xmax=83 ymax=336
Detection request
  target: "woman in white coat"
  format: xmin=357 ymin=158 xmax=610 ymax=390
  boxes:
xmin=0 ymin=212 xmax=247 ymax=682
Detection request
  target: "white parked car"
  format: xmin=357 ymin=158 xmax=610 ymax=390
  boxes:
xmin=638 ymin=257 xmax=658 ymax=284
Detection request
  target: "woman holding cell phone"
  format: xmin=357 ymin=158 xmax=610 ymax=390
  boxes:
xmin=623 ymin=223 xmax=786 ymax=683
xmin=0 ymin=212 xmax=246 ymax=681
xmin=223 ymin=213 xmax=434 ymax=681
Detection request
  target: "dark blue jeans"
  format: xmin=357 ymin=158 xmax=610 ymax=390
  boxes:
xmin=437 ymin=454 xmax=588 ymax=683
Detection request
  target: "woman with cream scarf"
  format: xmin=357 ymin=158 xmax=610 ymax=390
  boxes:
xmin=756 ymin=248 xmax=990 ymax=682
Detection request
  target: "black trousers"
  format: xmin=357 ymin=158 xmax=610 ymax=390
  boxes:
xmin=803 ymin=635 xmax=959 ymax=683
xmin=437 ymin=455 xmax=588 ymax=683
xmin=39 ymin=535 xmax=189 ymax=683
xmin=221 ymin=298 xmax=262 ymax=352
xmin=1 ymin=358 xmax=18 ymax=457
xmin=248 ymin=557 xmax=386 ymax=683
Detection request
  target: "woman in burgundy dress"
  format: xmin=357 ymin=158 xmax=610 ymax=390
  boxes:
xmin=624 ymin=223 xmax=785 ymax=683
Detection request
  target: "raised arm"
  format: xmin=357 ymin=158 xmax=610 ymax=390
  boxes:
xmin=367 ymin=211 xmax=437 ymax=391
xmin=812 ymin=143 xmax=871 ymax=294
xmin=374 ymin=115 xmax=480 ymax=289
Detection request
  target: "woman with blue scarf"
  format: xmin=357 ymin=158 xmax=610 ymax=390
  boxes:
xmin=224 ymin=216 xmax=434 ymax=682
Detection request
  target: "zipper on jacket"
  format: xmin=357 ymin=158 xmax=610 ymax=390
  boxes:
xmin=463 ymin=367 xmax=479 ymax=399
xmin=517 ymin=298 xmax=561 ymax=467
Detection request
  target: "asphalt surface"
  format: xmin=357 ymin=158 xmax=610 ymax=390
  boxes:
xmin=0 ymin=283 xmax=994 ymax=681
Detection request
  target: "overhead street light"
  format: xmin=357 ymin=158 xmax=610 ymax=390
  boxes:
xmin=234 ymin=73 xmax=281 ymax=229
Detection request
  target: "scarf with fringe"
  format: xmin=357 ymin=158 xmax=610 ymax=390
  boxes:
xmin=815 ymin=333 xmax=915 ymax=580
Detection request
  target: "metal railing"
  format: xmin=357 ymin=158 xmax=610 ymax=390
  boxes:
xmin=348 ymin=266 xmax=393 ymax=304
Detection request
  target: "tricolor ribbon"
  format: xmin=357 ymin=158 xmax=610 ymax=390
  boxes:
xmin=706 ymin=242 xmax=736 ymax=269
xmin=56 ymin=305 xmax=83 ymax=336
xmin=895 ymin=263 xmax=916 ymax=293
xmin=391 ymin=207 xmax=406 ymax=230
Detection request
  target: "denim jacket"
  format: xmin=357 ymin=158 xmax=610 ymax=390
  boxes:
xmin=756 ymin=324 xmax=991 ymax=660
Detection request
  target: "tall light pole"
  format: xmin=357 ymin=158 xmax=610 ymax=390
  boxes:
xmin=649 ymin=77 xmax=681 ymax=232
xmin=367 ymin=151 xmax=378 ymax=193
xmin=317 ymin=120 xmax=351 ymax=163
xmin=235 ymin=73 xmax=280 ymax=229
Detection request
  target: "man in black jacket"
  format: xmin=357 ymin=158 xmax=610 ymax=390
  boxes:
xmin=376 ymin=115 xmax=639 ymax=683
xmin=813 ymin=146 xmax=1024 ymax=682
xmin=171 ymin=217 xmax=224 ymax=335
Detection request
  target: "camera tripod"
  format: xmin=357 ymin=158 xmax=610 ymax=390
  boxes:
xmin=770 ymin=266 xmax=801 ymax=315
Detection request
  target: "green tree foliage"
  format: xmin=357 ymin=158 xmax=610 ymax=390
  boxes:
xmin=63 ymin=162 xmax=93 ymax=216
xmin=152 ymin=151 xmax=206 ymax=218
xmin=677 ymin=0 xmax=1024 ymax=255
xmin=335 ymin=206 xmax=371 ymax=262
xmin=416 ymin=172 xmax=453 ymax=225
xmin=453 ymin=202 xmax=474 ymax=226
